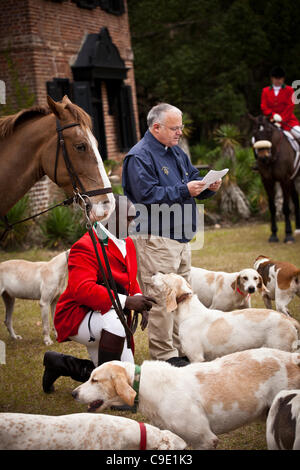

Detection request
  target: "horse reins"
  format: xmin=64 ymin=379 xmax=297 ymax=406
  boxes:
xmin=1 ymin=117 xmax=134 ymax=347
xmin=55 ymin=117 xmax=134 ymax=347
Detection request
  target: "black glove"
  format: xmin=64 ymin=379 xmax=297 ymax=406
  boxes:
xmin=125 ymin=295 xmax=156 ymax=313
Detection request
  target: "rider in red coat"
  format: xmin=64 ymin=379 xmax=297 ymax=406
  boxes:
xmin=42 ymin=195 xmax=154 ymax=394
xmin=261 ymin=66 xmax=300 ymax=138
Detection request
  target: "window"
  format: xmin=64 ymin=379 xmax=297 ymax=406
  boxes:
xmin=99 ymin=0 xmax=125 ymax=16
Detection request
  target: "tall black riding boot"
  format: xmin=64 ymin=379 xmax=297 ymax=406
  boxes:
xmin=42 ymin=351 xmax=95 ymax=393
xmin=98 ymin=330 xmax=135 ymax=411
xmin=97 ymin=329 xmax=125 ymax=366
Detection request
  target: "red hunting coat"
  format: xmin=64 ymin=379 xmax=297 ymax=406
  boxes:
xmin=261 ymin=85 xmax=299 ymax=130
xmin=54 ymin=231 xmax=141 ymax=343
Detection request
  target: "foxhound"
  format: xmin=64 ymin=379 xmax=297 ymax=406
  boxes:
xmin=254 ymin=255 xmax=300 ymax=316
xmin=152 ymin=272 xmax=300 ymax=363
xmin=266 ymin=390 xmax=300 ymax=450
xmin=0 ymin=250 xmax=69 ymax=345
xmin=190 ymin=266 xmax=266 ymax=311
xmin=0 ymin=412 xmax=187 ymax=450
xmin=72 ymin=349 xmax=300 ymax=450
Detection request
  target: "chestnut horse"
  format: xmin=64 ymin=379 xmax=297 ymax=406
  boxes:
xmin=250 ymin=114 xmax=300 ymax=243
xmin=0 ymin=95 xmax=115 ymax=222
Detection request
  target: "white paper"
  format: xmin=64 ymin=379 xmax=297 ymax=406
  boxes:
xmin=201 ymin=168 xmax=229 ymax=190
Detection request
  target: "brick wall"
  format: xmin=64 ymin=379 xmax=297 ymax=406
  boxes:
xmin=0 ymin=0 xmax=139 ymax=213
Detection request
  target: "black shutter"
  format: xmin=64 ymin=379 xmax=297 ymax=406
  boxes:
xmin=46 ymin=78 xmax=71 ymax=101
xmin=117 ymin=84 xmax=137 ymax=151
xmin=72 ymin=81 xmax=93 ymax=117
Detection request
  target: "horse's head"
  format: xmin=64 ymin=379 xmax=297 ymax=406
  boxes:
xmin=249 ymin=114 xmax=274 ymax=163
xmin=45 ymin=95 xmax=115 ymax=223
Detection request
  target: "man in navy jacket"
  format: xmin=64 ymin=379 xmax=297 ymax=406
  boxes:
xmin=122 ymin=103 xmax=221 ymax=365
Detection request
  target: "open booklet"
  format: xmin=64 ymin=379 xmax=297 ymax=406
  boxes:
xmin=201 ymin=168 xmax=229 ymax=190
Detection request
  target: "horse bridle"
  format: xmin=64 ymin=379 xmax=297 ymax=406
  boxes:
xmin=54 ymin=118 xmax=112 ymax=204
xmin=54 ymin=118 xmax=135 ymax=346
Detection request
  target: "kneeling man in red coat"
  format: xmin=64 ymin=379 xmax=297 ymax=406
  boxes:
xmin=42 ymin=195 xmax=154 ymax=394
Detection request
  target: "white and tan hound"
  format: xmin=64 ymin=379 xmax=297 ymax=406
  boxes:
xmin=0 ymin=412 xmax=187 ymax=450
xmin=254 ymin=255 xmax=300 ymax=316
xmin=152 ymin=272 xmax=300 ymax=363
xmin=0 ymin=250 xmax=69 ymax=345
xmin=72 ymin=349 xmax=300 ymax=450
xmin=190 ymin=266 xmax=266 ymax=311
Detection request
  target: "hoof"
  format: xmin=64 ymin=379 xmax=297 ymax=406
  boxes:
xmin=294 ymin=229 xmax=300 ymax=236
xmin=284 ymin=235 xmax=295 ymax=244
xmin=268 ymin=235 xmax=279 ymax=243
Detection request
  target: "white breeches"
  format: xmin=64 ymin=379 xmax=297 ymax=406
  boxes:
xmin=70 ymin=309 xmax=134 ymax=366
xmin=291 ymin=125 xmax=300 ymax=140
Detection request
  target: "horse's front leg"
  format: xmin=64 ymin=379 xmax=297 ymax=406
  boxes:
xmin=263 ymin=178 xmax=279 ymax=242
xmin=280 ymin=182 xmax=294 ymax=243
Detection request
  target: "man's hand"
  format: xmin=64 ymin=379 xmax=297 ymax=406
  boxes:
xmin=125 ymin=295 xmax=156 ymax=313
xmin=187 ymin=180 xmax=207 ymax=197
xmin=208 ymin=179 xmax=222 ymax=192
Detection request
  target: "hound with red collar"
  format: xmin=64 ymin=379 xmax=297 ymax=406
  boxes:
xmin=0 ymin=412 xmax=187 ymax=450
xmin=254 ymin=255 xmax=300 ymax=316
xmin=190 ymin=266 xmax=266 ymax=311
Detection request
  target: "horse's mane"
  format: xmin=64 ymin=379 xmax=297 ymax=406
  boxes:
xmin=0 ymin=99 xmax=92 ymax=139
xmin=64 ymin=101 xmax=92 ymax=130
xmin=0 ymin=105 xmax=51 ymax=138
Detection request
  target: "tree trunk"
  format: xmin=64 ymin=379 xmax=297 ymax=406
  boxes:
xmin=220 ymin=182 xmax=251 ymax=219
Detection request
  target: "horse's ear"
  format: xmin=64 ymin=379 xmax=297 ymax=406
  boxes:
xmin=61 ymin=95 xmax=72 ymax=106
xmin=47 ymin=95 xmax=66 ymax=118
xmin=248 ymin=113 xmax=257 ymax=122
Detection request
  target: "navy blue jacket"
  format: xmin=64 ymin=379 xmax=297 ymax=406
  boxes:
xmin=122 ymin=130 xmax=215 ymax=243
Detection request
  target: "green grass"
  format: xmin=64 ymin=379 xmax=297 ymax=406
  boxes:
xmin=0 ymin=221 xmax=300 ymax=450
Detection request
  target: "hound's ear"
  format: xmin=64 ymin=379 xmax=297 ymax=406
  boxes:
xmin=166 ymin=287 xmax=177 ymax=313
xmin=111 ymin=366 xmax=136 ymax=407
xmin=231 ymin=275 xmax=240 ymax=292
xmin=257 ymin=274 xmax=269 ymax=294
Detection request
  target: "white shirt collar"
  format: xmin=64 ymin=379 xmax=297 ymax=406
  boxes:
xmin=93 ymin=222 xmax=127 ymax=258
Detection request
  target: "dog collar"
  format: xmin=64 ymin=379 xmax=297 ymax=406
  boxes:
xmin=133 ymin=365 xmax=141 ymax=405
xmin=139 ymin=422 xmax=147 ymax=450
xmin=236 ymin=287 xmax=250 ymax=298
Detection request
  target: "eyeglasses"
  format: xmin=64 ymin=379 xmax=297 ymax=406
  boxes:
xmin=159 ymin=124 xmax=185 ymax=132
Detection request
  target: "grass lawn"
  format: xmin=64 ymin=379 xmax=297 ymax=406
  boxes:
xmin=0 ymin=220 xmax=299 ymax=450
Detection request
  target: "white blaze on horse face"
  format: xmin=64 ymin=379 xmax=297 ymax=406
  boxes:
xmin=86 ymin=129 xmax=115 ymax=222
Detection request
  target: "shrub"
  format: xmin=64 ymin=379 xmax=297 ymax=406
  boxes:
xmin=0 ymin=196 xmax=32 ymax=249
xmin=39 ymin=205 xmax=86 ymax=248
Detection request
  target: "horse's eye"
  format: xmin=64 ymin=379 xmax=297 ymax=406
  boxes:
xmin=75 ymin=143 xmax=86 ymax=152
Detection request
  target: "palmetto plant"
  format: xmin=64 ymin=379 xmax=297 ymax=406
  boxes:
xmin=40 ymin=206 xmax=86 ymax=248
xmin=213 ymin=124 xmax=241 ymax=166
xmin=0 ymin=196 xmax=32 ymax=249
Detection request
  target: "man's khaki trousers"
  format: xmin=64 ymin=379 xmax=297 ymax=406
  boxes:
xmin=133 ymin=236 xmax=191 ymax=361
